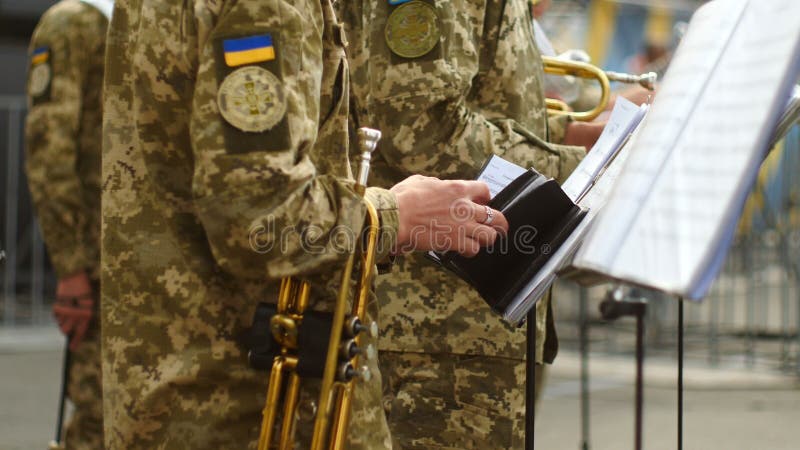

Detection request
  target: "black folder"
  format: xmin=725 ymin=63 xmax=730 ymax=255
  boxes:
xmin=429 ymin=169 xmax=587 ymax=316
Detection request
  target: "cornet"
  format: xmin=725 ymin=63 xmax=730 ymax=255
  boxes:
xmin=254 ymin=128 xmax=382 ymax=450
xmin=543 ymin=56 xmax=657 ymax=121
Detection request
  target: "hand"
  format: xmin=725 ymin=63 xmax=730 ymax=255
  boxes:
xmin=564 ymin=120 xmax=607 ymax=150
xmin=54 ymin=271 xmax=94 ymax=351
xmin=603 ymin=86 xmax=656 ymax=114
xmin=390 ymin=175 xmax=509 ymax=257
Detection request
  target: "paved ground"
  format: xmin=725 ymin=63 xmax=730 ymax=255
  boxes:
xmin=1 ymin=327 xmax=799 ymax=450
xmin=537 ymin=353 xmax=800 ymax=450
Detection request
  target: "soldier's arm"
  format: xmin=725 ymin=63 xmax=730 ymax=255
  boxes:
xmin=189 ymin=0 xmax=400 ymax=281
xmin=24 ymin=7 xmax=97 ymax=277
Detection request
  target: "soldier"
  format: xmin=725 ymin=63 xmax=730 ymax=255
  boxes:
xmin=24 ymin=1 xmax=113 ymax=448
xmin=339 ymin=0 xmax=605 ymax=447
xmin=101 ymin=1 xmax=508 ymax=448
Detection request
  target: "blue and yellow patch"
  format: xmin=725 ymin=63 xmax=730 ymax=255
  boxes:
xmin=31 ymin=46 xmax=50 ymax=65
xmin=223 ymin=35 xmax=276 ymax=67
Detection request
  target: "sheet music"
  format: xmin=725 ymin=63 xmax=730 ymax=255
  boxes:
xmin=573 ymin=0 xmax=800 ymax=299
xmin=504 ymin=122 xmax=644 ymax=324
xmin=562 ymin=97 xmax=648 ymax=202
xmin=477 ymin=154 xmax=527 ymax=198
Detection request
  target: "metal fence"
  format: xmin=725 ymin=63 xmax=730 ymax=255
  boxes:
xmin=0 ymin=95 xmax=56 ymax=327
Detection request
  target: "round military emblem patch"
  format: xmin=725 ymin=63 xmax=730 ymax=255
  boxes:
xmin=29 ymin=63 xmax=51 ymax=98
xmin=385 ymin=1 xmax=440 ymax=59
xmin=217 ymin=66 xmax=287 ymax=132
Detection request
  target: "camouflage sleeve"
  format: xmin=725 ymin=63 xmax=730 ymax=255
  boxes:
xmin=548 ymin=115 xmax=570 ymax=145
xmin=189 ymin=0 xmax=398 ymax=281
xmin=24 ymin=7 xmax=98 ymax=277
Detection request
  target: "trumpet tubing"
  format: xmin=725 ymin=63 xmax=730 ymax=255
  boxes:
xmin=257 ymin=128 xmax=383 ymax=450
xmin=542 ymin=56 xmax=657 ymax=121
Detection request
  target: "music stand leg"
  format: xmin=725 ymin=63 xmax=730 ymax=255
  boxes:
xmin=526 ymin=307 xmax=536 ymax=450
xmin=579 ymin=287 xmax=590 ymax=450
xmin=678 ymin=298 xmax=684 ymax=450
xmin=599 ymin=288 xmax=647 ymax=450
xmin=635 ymin=306 xmax=644 ymax=450
xmin=51 ymin=337 xmax=70 ymax=449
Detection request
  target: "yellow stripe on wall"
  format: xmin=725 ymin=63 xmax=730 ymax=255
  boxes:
xmin=585 ymin=0 xmax=617 ymax=65
xmin=738 ymin=141 xmax=785 ymax=235
xmin=645 ymin=2 xmax=674 ymax=47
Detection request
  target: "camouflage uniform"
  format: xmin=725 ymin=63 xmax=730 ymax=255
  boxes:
xmin=101 ymin=1 xmax=397 ymax=448
xmin=24 ymin=1 xmax=108 ymax=448
xmin=339 ymin=0 xmax=584 ymax=447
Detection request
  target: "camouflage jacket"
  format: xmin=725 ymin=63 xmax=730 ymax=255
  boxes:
xmin=101 ymin=1 xmax=397 ymax=448
xmin=24 ymin=0 xmax=107 ymax=279
xmin=340 ymin=0 xmax=584 ymax=361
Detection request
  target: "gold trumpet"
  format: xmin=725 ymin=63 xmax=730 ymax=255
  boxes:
xmin=256 ymin=128 xmax=382 ymax=450
xmin=543 ymin=56 xmax=657 ymax=121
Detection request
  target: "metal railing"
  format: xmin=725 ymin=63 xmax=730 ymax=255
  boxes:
xmin=1 ymin=95 xmax=56 ymax=327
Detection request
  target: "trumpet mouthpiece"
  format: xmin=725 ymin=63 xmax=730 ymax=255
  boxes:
xmin=357 ymin=128 xmax=382 ymax=155
xmin=639 ymin=72 xmax=658 ymax=91
xmin=355 ymin=127 xmax=382 ymax=193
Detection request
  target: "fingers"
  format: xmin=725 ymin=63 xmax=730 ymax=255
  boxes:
xmin=53 ymin=297 xmax=94 ymax=348
xmin=472 ymin=204 xmax=509 ymax=235
xmin=460 ymin=181 xmax=492 ymax=204
xmin=455 ymin=236 xmax=481 ymax=258
xmin=70 ymin=317 xmax=90 ymax=351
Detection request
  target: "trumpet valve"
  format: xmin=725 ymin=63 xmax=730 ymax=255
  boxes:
xmin=340 ymin=339 xmax=360 ymax=359
xmin=337 ymin=362 xmax=372 ymax=382
xmin=345 ymin=317 xmax=379 ymax=339
xmin=364 ymin=344 xmax=377 ymax=361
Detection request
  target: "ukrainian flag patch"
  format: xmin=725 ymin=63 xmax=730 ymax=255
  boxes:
xmin=223 ymin=35 xmax=276 ymax=67
xmin=31 ymin=46 xmax=50 ymax=65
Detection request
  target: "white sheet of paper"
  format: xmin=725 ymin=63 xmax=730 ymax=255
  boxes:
xmin=503 ymin=122 xmax=644 ymax=323
xmin=477 ymin=155 xmax=527 ymax=198
xmin=574 ymin=0 xmax=800 ymax=299
xmin=561 ymin=97 xmax=648 ymax=202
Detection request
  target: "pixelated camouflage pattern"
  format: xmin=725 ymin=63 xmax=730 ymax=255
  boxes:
xmin=379 ymin=354 xmax=547 ymax=449
xmin=337 ymin=0 xmax=579 ymax=446
xmin=380 ymin=352 xmax=530 ymax=449
xmin=341 ymin=0 xmax=582 ymax=361
xmin=24 ymin=0 xmax=106 ymax=279
xmin=23 ymin=3 xmax=107 ymax=449
xmin=101 ymin=0 xmax=396 ymax=448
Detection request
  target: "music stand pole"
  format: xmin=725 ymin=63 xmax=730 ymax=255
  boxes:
xmin=525 ymin=307 xmax=537 ymax=450
xmin=678 ymin=298 xmax=684 ymax=450
xmin=49 ymin=337 xmax=70 ymax=450
xmin=599 ymin=289 xmax=645 ymax=450
xmin=579 ymin=287 xmax=590 ymax=450
xmin=634 ymin=303 xmax=644 ymax=450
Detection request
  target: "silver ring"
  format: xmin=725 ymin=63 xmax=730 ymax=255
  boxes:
xmin=482 ymin=205 xmax=494 ymax=225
